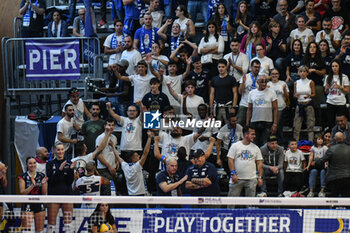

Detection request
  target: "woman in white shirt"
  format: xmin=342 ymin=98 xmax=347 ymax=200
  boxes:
xmin=267 ymin=69 xmax=289 ymax=142
xmin=198 ymin=21 xmax=225 ymax=76
xmin=290 ymin=15 xmax=314 ymax=53
xmin=324 ymin=59 xmax=350 ymax=128
xmin=173 ymin=5 xmax=195 ymax=38
xmin=293 ymin=65 xmax=316 ymax=141
xmin=251 ymin=44 xmax=274 ymax=76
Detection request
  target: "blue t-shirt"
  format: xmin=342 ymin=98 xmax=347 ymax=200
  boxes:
xmin=134 ymin=27 xmax=160 ymax=54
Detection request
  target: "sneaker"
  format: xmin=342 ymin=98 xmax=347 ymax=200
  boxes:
xmin=307 ymin=192 xmax=315 ymax=197
xmin=98 ymin=19 xmax=107 ymax=28
xmin=318 ymin=191 xmax=326 ymax=197
xmin=256 ymin=192 xmax=267 ymax=197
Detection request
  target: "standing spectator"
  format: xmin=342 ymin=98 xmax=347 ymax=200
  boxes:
xmin=237 ymin=60 xmax=261 ymax=126
xmin=184 ymin=56 xmax=211 ymax=102
xmin=157 ymin=20 xmax=182 ymax=56
xmin=254 ymin=0 xmax=276 ymax=30
xmin=283 ymin=139 xmax=306 ymax=192
xmin=335 ymin=31 xmax=350 ymax=77
xmin=147 ymin=0 xmax=164 ymax=29
xmin=216 ymin=113 xmax=244 ymax=175
xmin=88 ymin=203 xmax=118 ymax=233
xmin=234 ymin=1 xmax=252 ymax=41
xmin=224 ymin=39 xmax=249 ymax=84
xmin=170 ymin=43 xmax=196 ymax=75
xmin=300 ymin=0 xmax=322 ymax=33
xmin=285 ymin=39 xmax=304 ymax=94
xmin=303 ymin=42 xmax=326 ymax=127
xmin=259 ymin=135 xmax=285 ymax=197
xmin=0 ymin=162 xmax=7 ymax=221
xmin=35 ymin=147 xmax=49 ymax=175
xmin=107 ymin=102 xmax=143 ymax=162
xmin=306 ymin=136 xmax=328 ymax=197
xmin=55 ymin=104 xmax=76 ymax=154
xmin=111 ymin=0 xmax=125 ymax=22
xmin=187 ymin=0 xmax=208 ymax=26
xmin=46 ymin=144 xmax=74 ymax=233
xmin=19 ymin=0 xmax=46 ymax=38
xmin=98 ymin=0 xmax=108 ymax=28
xmin=213 ymin=3 xmax=233 ymax=53
xmin=227 ymin=126 xmax=263 ymax=197
xmin=267 ymin=69 xmax=289 ymax=142
xmin=331 ymin=114 xmax=350 ymax=144
xmin=324 ymin=0 xmax=350 ymax=35
xmin=156 ymin=157 xmax=188 ymax=196
xmin=142 ymin=78 xmax=170 ymax=113
xmin=316 ymin=18 xmax=341 ymax=55
xmin=273 ymin=0 xmax=297 ymax=36
xmin=289 ymin=15 xmax=314 ymax=53
xmin=48 ymin=10 xmax=68 ymax=38
xmin=120 ymin=36 xmax=142 ymax=76
xmin=104 ymin=20 xmax=125 ymax=68
xmin=81 ymin=104 xmax=105 ymax=154
xmin=251 ymin=44 xmax=274 ymax=77
xmin=246 ymin=75 xmax=278 ymax=147
xmin=113 ymin=131 xmax=153 ymax=196
xmin=324 ymin=59 xmax=350 ymax=128
xmin=209 ymin=59 xmax=238 ymax=123
xmin=240 ymin=21 xmax=267 ymax=60
xmin=146 ymin=43 xmax=169 ymax=75
xmin=293 ymin=66 xmax=316 ymax=141
xmin=198 ymin=21 xmax=225 ymax=76
xmin=72 ymin=8 xmax=86 ymax=37
xmin=314 ymin=0 xmax=330 ymax=17
xmin=122 ymin=0 xmax=144 ymax=36
xmin=173 ymin=5 xmax=196 ymax=38
xmin=18 ymin=157 xmax=47 ymax=232
xmin=96 ymin=119 xmax=119 ymax=196
xmin=185 ymin=149 xmax=220 ymax=196
xmin=63 ymin=87 xmax=91 ymax=130
xmin=134 ymin=13 xmax=163 ymax=55
xmin=316 ymin=132 xmax=350 ymax=197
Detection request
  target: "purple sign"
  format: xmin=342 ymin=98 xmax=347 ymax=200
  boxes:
xmin=25 ymin=39 xmax=80 ymax=80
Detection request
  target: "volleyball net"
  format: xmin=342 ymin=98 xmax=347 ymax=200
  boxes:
xmin=0 ymin=195 xmax=349 ymax=233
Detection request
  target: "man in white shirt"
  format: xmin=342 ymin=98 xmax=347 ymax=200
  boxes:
xmin=224 ymin=39 xmax=249 ymax=82
xmin=121 ymin=35 xmax=142 ymax=75
xmin=246 ymin=75 xmax=278 ymax=147
xmin=55 ymin=104 xmax=76 ymax=154
xmin=227 ymin=126 xmax=263 ymax=197
xmin=315 ymin=17 xmax=341 ymax=54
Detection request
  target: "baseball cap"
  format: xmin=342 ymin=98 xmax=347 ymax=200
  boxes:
xmin=68 ymin=87 xmax=80 ymax=96
xmin=116 ymin=59 xmax=129 ymax=67
xmin=193 ymin=149 xmax=205 ymax=158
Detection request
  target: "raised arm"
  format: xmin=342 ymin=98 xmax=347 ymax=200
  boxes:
xmin=92 ymin=128 xmax=112 ymax=159
xmin=112 ymin=65 xmax=131 ymax=82
xmin=166 ymin=82 xmax=181 ymax=102
xmin=139 ymin=131 xmax=154 ymax=167
xmin=146 ymin=55 xmax=161 ymax=79
xmin=157 ymin=19 xmax=171 ymax=40
xmin=106 ymin=102 xmax=121 ymax=122
xmin=170 ymin=43 xmax=184 ymax=62
xmin=181 ymin=57 xmax=192 ymax=79
xmin=203 ymin=137 xmax=216 ymax=160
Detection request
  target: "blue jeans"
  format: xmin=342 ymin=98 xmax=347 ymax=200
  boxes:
xmin=309 ymin=168 xmax=326 ymax=189
xmin=261 ymin=167 xmax=284 ymax=194
xmin=188 ymin=0 xmax=207 ymax=24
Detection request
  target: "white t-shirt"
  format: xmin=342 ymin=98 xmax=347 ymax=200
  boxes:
xmin=55 ymin=118 xmax=74 ymax=151
xmin=147 ymin=55 xmax=169 ymax=75
xmin=248 ymin=88 xmax=277 ymax=122
xmin=239 ymin=73 xmax=259 ymax=107
xmin=104 ymin=33 xmax=124 ymax=65
xmin=217 ymin=123 xmax=244 ymax=150
xmin=284 ymin=149 xmax=305 ymax=172
xmin=227 ymin=141 xmax=263 ymax=181
xmin=36 ymin=162 xmax=46 ymax=175
xmin=324 ymin=74 xmax=350 ymax=105
xmin=121 ymin=49 xmax=142 ymax=75
xmin=128 ymin=74 xmax=153 ymax=102
xmin=192 ymin=117 xmax=219 ymax=151
xmin=310 ymin=145 xmax=328 ymax=160
xmin=315 ymin=30 xmax=341 ymax=54
xmin=296 ymin=78 xmax=312 ymax=103
xmin=290 ymin=28 xmax=314 ymax=53
xmin=162 ymin=75 xmax=182 ymax=107
xmin=76 ymin=175 xmax=102 ymax=196
xmin=96 ymin=133 xmax=118 ymax=169
xmin=223 ymin=52 xmax=250 ymax=82
xmin=71 ymin=153 xmax=95 ymax=167
xmin=198 ymin=34 xmax=225 ymax=60
xmin=159 ymin=131 xmax=195 ymax=159
xmin=121 ymin=161 xmax=146 ymax=195
xmin=63 ymin=99 xmax=85 ymax=128
xmin=151 ymin=11 xmax=164 ymax=29
xmin=267 ymin=80 xmax=289 ymax=111
xmin=251 ymin=56 xmax=274 ymax=77
xmin=119 ymin=116 xmax=143 ymax=151
xmin=175 ymin=93 xmax=204 ymax=121
xmin=174 ymin=17 xmax=190 ymax=34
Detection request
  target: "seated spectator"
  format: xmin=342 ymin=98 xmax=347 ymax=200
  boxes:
xmin=323 ymin=129 xmax=332 ymax=147
xmin=88 ymin=203 xmax=118 ymax=233
xmin=273 ymin=0 xmax=297 ymax=36
xmin=259 ymin=135 xmax=285 ymax=197
xmin=306 ymin=136 xmax=328 ymax=197
xmin=300 ymin=0 xmax=321 ymax=33
xmin=319 ymin=39 xmax=334 ymax=75
xmin=240 ymin=21 xmax=266 ymax=60
xmin=316 ymin=17 xmax=341 ymax=55
xmin=283 ymin=139 xmax=306 ymax=192
xmin=289 ymin=15 xmax=314 ymax=53
xmin=234 ymin=1 xmax=252 ymax=41
xmin=213 ymin=3 xmax=233 ymax=53
xmin=48 ymin=10 xmax=68 ymax=38
xmin=293 ymin=66 xmax=316 ymax=141
xmin=324 ymin=0 xmax=349 ymax=35
xmin=335 ymin=32 xmax=350 ymax=78
xmin=331 ymin=114 xmax=350 ymax=144
xmin=173 ymin=5 xmax=196 ymax=38
xmin=72 ymin=8 xmax=86 ymax=37
xmin=19 ymin=0 xmax=46 ymax=38
xmin=314 ymin=0 xmax=330 ymax=18
xmin=254 ymin=0 xmax=276 ymax=31
xmin=251 ymin=44 xmax=274 ymax=77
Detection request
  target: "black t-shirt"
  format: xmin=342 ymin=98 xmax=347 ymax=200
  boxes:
xmin=323 ymin=55 xmax=334 ymax=75
xmin=88 ymin=212 xmax=115 ymax=233
xmin=20 ymin=0 xmax=46 ymax=32
xmin=308 ymin=61 xmax=326 ymax=86
xmin=184 ymin=69 xmax=211 ymax=102
xmin=324 ymin=7 xmax=350 ymax=33
xmin=81 ymin=119 xmax=105 ymax=154
xmin=265 ymin=32 xmax=287 ymax=60
xmin=142 ymin=92 xmax=170 ymax=113
xmin=211 ymin=75 xmax=237 ymax=104
xmin=156 ymin=170 xmax=180 ymax=196
xmin=285 ymin=53 xmax=303 ymax=75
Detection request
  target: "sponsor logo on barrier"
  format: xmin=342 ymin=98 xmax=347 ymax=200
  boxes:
xmin=198 ymin=197 xmax=222 ymax=204
xmin=28 ymin=197 xmax=40 ymax=201
xmin=82 ymin=197 xmax=92 ymax=201
xmin=259 ymin=199 xmax=282 ymax=204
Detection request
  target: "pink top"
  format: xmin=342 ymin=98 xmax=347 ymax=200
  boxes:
xmin=240 ymin=34 xmax=267 ymax=57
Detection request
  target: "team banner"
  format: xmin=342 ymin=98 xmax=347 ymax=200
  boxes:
xmin=25 ymin=39 xmax=80 ymax=80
